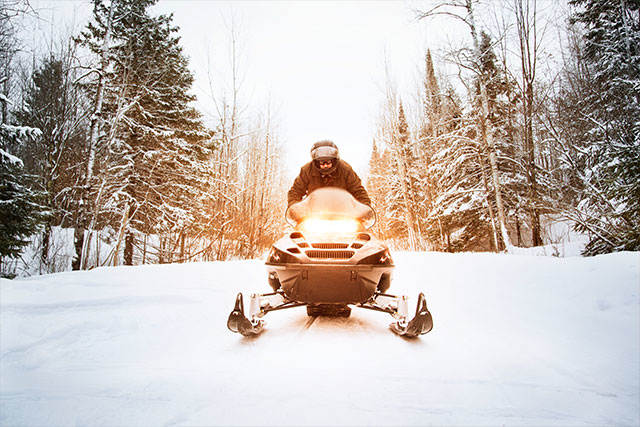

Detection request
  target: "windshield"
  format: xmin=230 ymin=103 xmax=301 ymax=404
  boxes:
xmin=285 ymin=187 xmax=376 ymax=231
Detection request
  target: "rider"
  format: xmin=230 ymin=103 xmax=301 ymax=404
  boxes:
xmin=288 ymin=140 xmax=371 ymax=207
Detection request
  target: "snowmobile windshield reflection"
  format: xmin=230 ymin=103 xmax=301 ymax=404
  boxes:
xmin=285 ymin=187 xmax=375 ymax=233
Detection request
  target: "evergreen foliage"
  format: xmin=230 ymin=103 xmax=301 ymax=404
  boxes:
xmin=77 ymin=0 xmax=217 ymax=265
xmin=474 ymin=31 xmax=526 ymax=248
xmin=568 ymin=0 xmax=640 ymax=254
xmin=14 ymin=55 xmax=86 ymax=227
xmin=0 ymin=126 xmax=45 ymax=264
xmin=0 ymin=0 xmax=46 ymax=270
xmin=0 ymin=159 xmax=45 ymax=261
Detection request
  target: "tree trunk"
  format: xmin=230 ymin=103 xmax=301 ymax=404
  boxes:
xmin=158 ymin=236 xmax=165 ymax=264
xmin=96 ymin=230 xmax=101 ymax=267
xmin=142 ymin=234 xmax=147 ymax=264
xmin=41 ymin=223 xmax=51 ymax=273
xmin=82 ymin=232 xmax=93 ymax=270
xmin=515 ymin=0 xmax=542 ymax=247
xmin=516 ymin=210 xmax=523 ymax=247
xmin=179 ymin=231 xmax=185 ymax=263
xmin=124 ymin=231 xmax=134 ymax=266
xmin=525 ymin=79 xmax=542 ymax=246
xmin=72 ymin=227 xmax=84 ymax=270
xmin=467 ymin=0 xmax=513 ymax=252
xmin=479 ymin=154 xmax=500 ymax=252
xmin=74 ymin=1 xmax=116 ymax=270
xmin=112 ymin=202 xmax=129 ymax=267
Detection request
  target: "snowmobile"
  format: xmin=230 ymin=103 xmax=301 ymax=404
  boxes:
xmin=227 ymin=187 xmax=433 ymax=338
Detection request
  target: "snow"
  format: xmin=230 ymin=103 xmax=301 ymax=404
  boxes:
xmin=0 ymin=124 xmax=42 ymax=140
xmin=1 ymin=251 xmax=639 ymax=426
xmin=0 ymin=148 xmax=23 ymax=167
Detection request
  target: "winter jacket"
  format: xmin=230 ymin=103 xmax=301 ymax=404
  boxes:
xmin=287 ymin=159 xmax=371 ymax=207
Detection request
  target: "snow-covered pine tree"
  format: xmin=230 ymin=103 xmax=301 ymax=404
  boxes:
xmin=13 ymin=54 xmax=87 ymax=269
xmin=416 ymin=50 xmax=440 ymax=248
xmin=0 ymin=128 xmax=44 ymax=271
xmin=567 ymin=0 xmax=640 ymax=254
xmin=371 ymin=80 xmax=401 ymax=246
xmin=388 ymin=101 xmax=423 ymax=249
xmin=473 ymin=31 xmax=527 ymax=249
xmin=78 ymin=0 xmax=216 ymax=266
xmin=417 ymin=49 xmax=488 ymax=251
xmin=416 ymin=0 xmax=514 ymax=252
xmin=366 ymin=138 xmax=393 ymax=240
xmin=544 ymin=20 xmax=595 ymax=215
xmin=425 ymin=93 xmax=491 ymax=252
xmin=0 ymin=0 xmax=46 ymax=275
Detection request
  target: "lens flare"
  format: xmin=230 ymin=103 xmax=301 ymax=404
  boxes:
xmin=300 ymin=218 xmax=360 ymax=234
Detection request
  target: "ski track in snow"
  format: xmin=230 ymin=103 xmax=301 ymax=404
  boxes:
xmin=1 ymin=252 xmax=639 ymax=426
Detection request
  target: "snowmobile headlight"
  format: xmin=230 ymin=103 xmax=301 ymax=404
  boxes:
xmin=299 ymin=218 xmax=360 ymax=234
xmin=357 ymin=250 xmax=393 ymax=266
xmin=267 ymin=248 xmax=297 ymax=264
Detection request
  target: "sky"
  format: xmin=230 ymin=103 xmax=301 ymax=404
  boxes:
xmin=152 ymin=1 xmax=439 ymax=179
xmin=26 ymin=0 xmax=464 ymax=180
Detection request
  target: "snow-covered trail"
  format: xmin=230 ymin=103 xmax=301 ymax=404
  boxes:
xmin=1 ymin=252 xmax=638 ymax=426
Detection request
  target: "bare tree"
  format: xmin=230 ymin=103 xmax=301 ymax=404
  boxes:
xmin=514 ymin=0 xmax=543 ymax=246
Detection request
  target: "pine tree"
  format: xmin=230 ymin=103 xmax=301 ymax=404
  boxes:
xmin=0 ymin=128 xmax=45 ymax=269
xmin=77 ymin=0 xmax=216 ymax=266
xmin=417 ymin=47 xmax=493 ymax=251
xmin=14 ymin=54 xmax=87 ymax=268
xmin=474 ymin=31 xmax=526 ymax=249
xmin=417 ymin=1 xmax=515 ymax=251
xmin=0 ymin=156 xmax=44 ymax=264
xmin=568 ymin=0 xmax=640 ymax=254
xmin=388 ymin=101 xmax=423 ymax=249
xmin=367 ymin=139 xmax=392 ymax=240
xmin=0 ymin=0 xmax=46 ymax=274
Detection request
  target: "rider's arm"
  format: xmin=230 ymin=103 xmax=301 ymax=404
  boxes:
xmin=287 ymin=167 xmax=309 ymax=207
xmin=344 ymin=164 xmax=371 ymax=206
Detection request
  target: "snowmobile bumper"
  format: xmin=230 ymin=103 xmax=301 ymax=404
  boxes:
xmin=267 ymin=263 xmax=389 ymax=304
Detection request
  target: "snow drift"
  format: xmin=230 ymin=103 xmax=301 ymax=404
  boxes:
xmin=1 ymin=251 xmax=638 ymax=425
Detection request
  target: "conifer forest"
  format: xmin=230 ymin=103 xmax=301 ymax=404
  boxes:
xmin=1 ymin=0 xmax=638 ymax=277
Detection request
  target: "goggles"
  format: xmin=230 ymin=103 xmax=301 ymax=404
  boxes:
xmin=311 ymin=145 xmax=338 ymax=160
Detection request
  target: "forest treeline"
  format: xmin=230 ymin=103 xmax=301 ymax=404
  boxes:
xmin=1 ymin=0 xmax=287 ymax=276
xmin=367 ymin=0 xmax=639 ymax=255
xmin=1 ymin=0 xmax=638 ymax=277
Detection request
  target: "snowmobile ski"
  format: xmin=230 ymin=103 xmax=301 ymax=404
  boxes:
xmin=227 ymin=293 xmax=264 ymax=336
xmin=389 ymin=292 xmax=433 ymax=338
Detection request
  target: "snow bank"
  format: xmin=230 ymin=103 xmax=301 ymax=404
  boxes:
xmin=1 ymin=251 xmax=638 ymax=425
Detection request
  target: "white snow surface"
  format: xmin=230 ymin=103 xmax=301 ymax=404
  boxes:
xmin=1 ymin=251 xmax=639 ymax=426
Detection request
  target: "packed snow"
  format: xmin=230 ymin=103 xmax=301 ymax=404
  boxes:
xmin=1 ymin=251 xmax=638 ymax=426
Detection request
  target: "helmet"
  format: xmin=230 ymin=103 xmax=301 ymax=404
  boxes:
xmin=311 ymin=140 xmax=339 ymax=175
